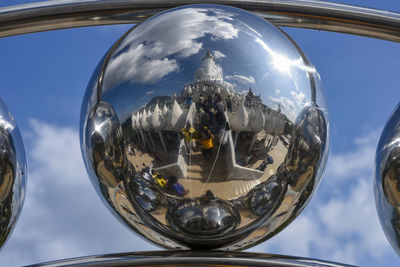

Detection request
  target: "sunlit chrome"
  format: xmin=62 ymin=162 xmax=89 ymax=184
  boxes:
xmin=80 ymin=4 xmax=329 ymax=250
xmin=375 ymin=103 xmax=400 ymax=257
xmin=1 ymin=0 xmax=400 ymax=42
xmin=0 ymin=98 xmax=26 ymax=249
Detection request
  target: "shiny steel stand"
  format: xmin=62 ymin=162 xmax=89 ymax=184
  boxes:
xmin=27 ymin=251 xmax=353 ymax=267
xmin=1 ymin=1 xmax=399 ymax=266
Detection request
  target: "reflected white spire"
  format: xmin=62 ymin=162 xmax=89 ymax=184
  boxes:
xmin=194 ymin=50 xmax=223 ymax=82
xmin=169 ymin=99 xmax=184 ymax=131
xmin=230 ymin=100 xmax=249 ymax=131
xmin=151 ymin=103 xmax=165 ymax=131
xmin=141 ymin=109 xmax=150 ymax=131
xmin=249 ymin=106 xmax=265 ymax=133
xmin=264 ymin=110 xmax=275 ymax=134
xmin=131 ymin=113 xmax=137 ymax=130
xmin=136 ymin=112 xmax=142 ymax=130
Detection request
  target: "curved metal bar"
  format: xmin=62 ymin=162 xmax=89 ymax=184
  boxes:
xmin=0 ymin=0 xmax=400 ymax=42
xmin=26 ymin=250 xmax=355 ymax=267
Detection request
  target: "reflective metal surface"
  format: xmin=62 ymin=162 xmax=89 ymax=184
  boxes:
xmin=80 ymin=4 xmax=329 ymax=250
xmin=1 ymin=0 xmax=400 ymax=42
xmin=0 ymin=98 xmax=26 ymax=249
xmin=27 ymin=251 xmax=354 ymax=267
xmin=375 ymin=103 xmax=400 ymax=257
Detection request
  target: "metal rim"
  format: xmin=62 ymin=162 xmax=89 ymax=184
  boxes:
xmin=26 ymin=250 xmax=355 ymax=267
xmin=0 ymin=0 xmax=400 ymax=42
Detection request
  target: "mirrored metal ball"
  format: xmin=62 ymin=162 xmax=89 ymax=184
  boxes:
xmin=80 ymin=4 xmax=329 ymax=250
xmin=375 ymin=103 xmax=400 ymax=257
xmin=0 ymin=98 xmax=26 ymax=249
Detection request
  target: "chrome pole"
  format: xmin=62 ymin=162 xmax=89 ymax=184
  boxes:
xmin=27 ymin=250 xmax=354 ymax=267
xmin=0 ymin=0 xmax=400 ymax=42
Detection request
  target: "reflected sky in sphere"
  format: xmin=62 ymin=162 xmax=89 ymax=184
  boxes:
xmin=99 ymin=5 xmax=324 ymax=122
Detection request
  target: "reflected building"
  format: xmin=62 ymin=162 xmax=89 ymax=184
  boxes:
xmin=127 ymin=51 xmax=292 ymax=186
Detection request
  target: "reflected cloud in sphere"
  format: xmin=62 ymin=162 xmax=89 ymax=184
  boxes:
xmin=375 ymin=103 xmax=400 ymax=257
xmin=80 ymin=4 xmax=329 ymax=250
xmin=0 ymin=98 xmax=26 ymax=249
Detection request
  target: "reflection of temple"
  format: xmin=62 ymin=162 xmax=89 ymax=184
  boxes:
xmin=86 ymin=50 xmax=328 ymax=248
xmin=127 ymin=51 xmax=291 ymax=197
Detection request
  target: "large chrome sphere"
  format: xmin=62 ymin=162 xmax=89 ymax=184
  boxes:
xmin=375 ymin=103 xmax=400 ymax=257
xmin=0 ymin=98 xmax=26 ymax=249
xmin=80 ymin=4 xmax=329 ymax=250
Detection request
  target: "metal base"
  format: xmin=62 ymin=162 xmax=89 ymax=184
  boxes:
xmin=27 ymin=250 xmax=355 ymax=267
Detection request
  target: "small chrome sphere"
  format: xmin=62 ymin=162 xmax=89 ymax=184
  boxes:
xmin=0 ymin=98 xmax=26 ymax=249
xmin=375 ymin=103 xmax=400 ymax=257
xmin=80 ymin=4 xmax=329 ymax=250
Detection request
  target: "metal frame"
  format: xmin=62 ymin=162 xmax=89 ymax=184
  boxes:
xmin=0 ymin=0 xmax=400 ymax=42
xmin=27 ymin=250 xmax=354 ymax=267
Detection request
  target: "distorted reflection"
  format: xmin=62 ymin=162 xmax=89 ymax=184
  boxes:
xmin=0 ymin=98 xmax=26 ymax=249
xmin=87 ymin=102 xmax=133 ymax=189
xmin=242 ymin=175 xmax=287 ymax=217
xmin=166 ymin=190 xmax=240 ymax=237
xmin=382 ymin=147 xmax=400 ymax=207
xmin=375 ymin=103 xmax=400 ymax=257
xmin=285 ymin=105 xmax=327 ymax=191
xmin=81 ymin=4 xmax=328 ymax=250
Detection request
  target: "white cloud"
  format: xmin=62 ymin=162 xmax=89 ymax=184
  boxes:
xmin=325 ymin=129 xmax=381 ymax=182
xmin=105 ymin=43 xmax=179 ymax=86
xmin=290 ymin=91 xmax=306 ymax=107
xmin=268 ymin=91 xmax=307 ymax=120
xmin=0 ymin=120 xmax=155 ymax=266
xmin=213 ymin=50 xmax=226 ymax=59
xmin=225 ymin=75 xmax=255 ymax=85
xmin=104 ymin=7 xmax=239 ymax=89
xmin=269 ymin=96 xmax=296 ymax=119
xmin=251 ymin=129 xmax=393 ymax=266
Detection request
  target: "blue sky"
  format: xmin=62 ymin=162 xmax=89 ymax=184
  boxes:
xmin=0 ymin=0 xmax=400 ymax=266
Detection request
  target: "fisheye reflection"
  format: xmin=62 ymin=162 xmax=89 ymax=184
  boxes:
xmin=166 ymin=189 xmax=241 ymax=237
xmin=125 ymin=51 xmax=295 ymax=191
xmin=0 ymin=128 xmax=15 ymax=203
xmin=285 ymin=105 xmax=327 ymax=190
xmin=88 ymin=102 xmax=133 ymax=190
xmin=375 ymin=104 xmax=400 ymax=257
xmin=0 ymin=99 xmax=26 ymax=249
xmin=382 ymin=147 xmax=400 ymax=207
xmin=81 ymin=4 xmax=328 ymax=250
xmin=242 ymin=175 xmax=287 ymax=217
xmin=85 ymin=50 xmax=327 ymax=248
